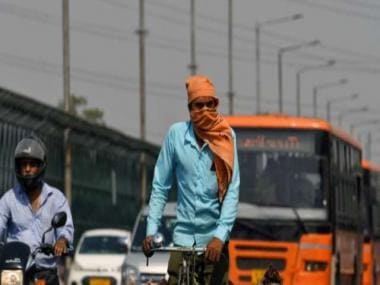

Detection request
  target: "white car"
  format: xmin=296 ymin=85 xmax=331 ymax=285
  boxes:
xmin=68 ymin=228 xmax=131 ymax=285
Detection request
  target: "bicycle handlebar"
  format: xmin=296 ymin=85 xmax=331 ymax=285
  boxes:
xmin=152 ymin=246 xmax=206 ymax=253
xmin=146 ymin=245 xmax=206 ymax=266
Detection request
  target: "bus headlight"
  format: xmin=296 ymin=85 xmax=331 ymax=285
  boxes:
xmin=1 ymin=270 xmax=23 ymax=285
xmin=304 ymin=260 xmax=327 ymax=272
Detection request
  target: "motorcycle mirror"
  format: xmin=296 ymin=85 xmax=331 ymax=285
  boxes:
xmin=51 ymin=212 xmax=67 ymax=228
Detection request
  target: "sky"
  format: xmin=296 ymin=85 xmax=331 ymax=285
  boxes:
xmin=0 ymin=0 xmax=380 ymax=161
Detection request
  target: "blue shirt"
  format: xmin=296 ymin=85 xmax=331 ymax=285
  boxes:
xmin=147 ymin=121 xmax=240 ymax=247
xmin=0 ymin=182 xmax=74 ymax=268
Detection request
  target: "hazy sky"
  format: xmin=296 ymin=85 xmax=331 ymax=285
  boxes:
xmin=1 ymin=0 xmax=380 ymax=160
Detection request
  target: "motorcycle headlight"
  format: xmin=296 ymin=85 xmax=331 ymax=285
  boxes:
xmin=1 ymin=270 xmax=23 ymax=285
xmin=122 ymin=264 xmax=140 ymax=285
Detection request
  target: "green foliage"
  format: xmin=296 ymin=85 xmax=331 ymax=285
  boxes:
xmin=82 ymin=108 xmax=105 ymax=125
xmin=58 ymin=94 xmax=105 ymax=125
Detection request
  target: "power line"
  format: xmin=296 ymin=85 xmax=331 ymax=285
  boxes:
xmin=0 ymin=52 xmax=185 ymax=99
xmin=1 ymin=51 xmax=378 ymax=126
xmin=1 ymin=3 xmax=340 ymax=70
xmin=145 ymin=1 xmax=380 ymax=71
xmin=284 ymin=0 xmax=380 ymax=22
xmin=142 ymin=0 xmax=380 ymax=66
xmin=1 ymin=2 xmax=379 ymax=84
xmin=329 ymin=0 xmax=380 ymax=12
xmin=2 ymin=0 xmax=380 ymax=73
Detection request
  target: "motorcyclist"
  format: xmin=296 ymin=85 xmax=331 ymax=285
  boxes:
xmin=0 ymin=136 xmax=74 ymax=284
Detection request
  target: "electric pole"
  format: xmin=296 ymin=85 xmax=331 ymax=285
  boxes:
xmin=189 ymin=0 xmax=197 ymax=75
xmin=228 ymin=0 xmax=234 ymax=115
xmin=137 ymin=0 xmax=147 ymax=206
xmin=62 ymin=0 xmax=72 ymax=205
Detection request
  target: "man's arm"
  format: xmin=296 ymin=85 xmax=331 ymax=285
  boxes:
xmin=0 ymin=193 xmax=10 ymax=242
xmin=146 ymin=126 xmax=175 ymax=236
xmin=143 ymin=126 xmax=176 ymax=257
xmin=55 ymin=198 xmax=74 ymax=255
xmin=214 ymin=130 xmax=240 ymax=243
xmin=206 ymin=131 xmax=240 ymax=262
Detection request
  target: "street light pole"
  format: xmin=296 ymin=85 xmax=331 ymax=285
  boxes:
xmin=312 ymin=78 xmax=348 ymax=117
xmin=337 ymin=106 xmax=368 ymax=127
xmin=296 ymin=60 xmax=335 ymax=116
xmin=357 ymin=131 xmax=376 ymax=159
xmin=326 ymin=93 xmax=358 ymax=122
xmin=367 ymin=132 xmax=372 ymax=160
xmin=255 ymin=13 xmax=303 ymax=114
xmin=278 ymin=39 xmax=320 ymax=113
xmin=255 ymin=23 xmax=260 ymax=114
xmin=350 ymin=119 xmax=379 ymax=135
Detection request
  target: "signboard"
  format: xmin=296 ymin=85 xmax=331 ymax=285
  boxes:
xmin=236 ymin=130 xmax=315 ymax=153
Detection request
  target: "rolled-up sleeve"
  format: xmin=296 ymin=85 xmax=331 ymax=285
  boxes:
xmin=55 ymin=197 xmax=74 ymax=246
xmin=0 ymin=194 xmax=10 ymax=242
xmin=214 ymin=130 xmax=240 ymax=243
xmin=146 ymin=126 xmax=175 ymax=236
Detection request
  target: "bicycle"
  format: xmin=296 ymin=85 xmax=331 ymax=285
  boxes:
xmin=146 ymin=234 xmax=206 ymax=285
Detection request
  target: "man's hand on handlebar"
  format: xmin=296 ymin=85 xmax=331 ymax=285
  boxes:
xmin=54 ymin=237 xmax=68 ymax=256
xmin=205 ymin=237 xmax=223 ymax=263
xmin=142 ymin=235 xmax=154 ymax=257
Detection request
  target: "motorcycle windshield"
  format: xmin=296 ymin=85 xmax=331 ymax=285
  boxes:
xmin=0 ymin=241 xmax=30 ymax=269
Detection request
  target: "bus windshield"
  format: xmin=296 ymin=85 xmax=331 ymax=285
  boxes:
xmin=235 ymin=129 xmax=327 ymax=208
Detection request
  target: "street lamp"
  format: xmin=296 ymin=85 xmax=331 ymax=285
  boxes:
xmin=296 ymin=60 xmax=335 ymax=116
xmin=359 ymin=128 xmax=380 ymax=141
xmin=255 ymin=13 xmax=303 ymax=114
xmin=326 ymin=93 xmax=358 ymax=122
xmin=337 ymin=106 xmax=368 ymax=127
xmin=359 ymin=132 xmax=373 ymax=160
xmin=350 ymin=119 xmax=379 ymax=135
xmin=278 ymin=39 xmax=320 ymax=113
xmin=312 ymin=78 xmax=348 ymax=117
xmin=350 ymin=122 xmax=378 ymax=158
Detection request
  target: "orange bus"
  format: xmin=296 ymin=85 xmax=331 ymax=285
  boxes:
xmin=225 ymin=114 xmax=363 ymax=285
xmin=361 ymin=160 xmax=380 ymax=285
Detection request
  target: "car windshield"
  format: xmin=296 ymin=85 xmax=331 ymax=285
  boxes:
xmin=131 ymin=215 xmax=176 ymax=251
xmin=79 ymin=235 xmax=128 ymax=254
xmin=236 ymin=129 xmax=327 ymax=208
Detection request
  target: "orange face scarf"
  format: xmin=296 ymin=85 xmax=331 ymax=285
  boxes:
xmin=186 ymin=75 xmax=234 ymax=202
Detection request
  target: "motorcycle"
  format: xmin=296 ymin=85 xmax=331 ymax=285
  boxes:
xmin=0 ymin=211 xmax=70 ymax=285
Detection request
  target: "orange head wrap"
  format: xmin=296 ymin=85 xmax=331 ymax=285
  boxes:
xmin=185 ymin=75 xmax=234 ymax=203
xmin=186 ymin=75 xmax=219 ymax=106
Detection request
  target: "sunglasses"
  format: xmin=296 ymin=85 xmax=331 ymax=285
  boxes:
xmin=192 ymin=100 xmax=216 ymax=110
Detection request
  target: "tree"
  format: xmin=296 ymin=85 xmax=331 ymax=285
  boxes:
xmin=82 ymin=108 xmax=105 ymax=124
xmin=58 ymin=94 xmax=105 ymax=125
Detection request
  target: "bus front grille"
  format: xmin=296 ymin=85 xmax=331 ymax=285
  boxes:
xmin=237 ymin=257 xmax=286 ymax=270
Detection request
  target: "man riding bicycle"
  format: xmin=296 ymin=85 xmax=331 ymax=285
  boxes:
xmin=143 ymin=75 xmax=240 ymax=284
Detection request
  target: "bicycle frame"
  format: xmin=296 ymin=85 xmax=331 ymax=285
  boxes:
xmin=149 ymin=246 xmax=206 ymax=285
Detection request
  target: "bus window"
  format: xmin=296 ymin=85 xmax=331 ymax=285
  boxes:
xmin=236 ymin=129 xmax=326 ymax=208
xmin=332 ymin=139 xmax=339 ymax=170
xmin=339 ymin=141 xmax=345 ymax=173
